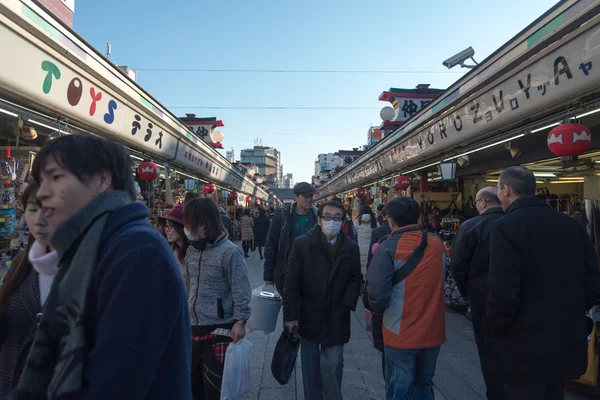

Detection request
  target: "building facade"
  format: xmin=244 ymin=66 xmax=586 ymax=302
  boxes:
xmin=315 ymin=153 xmax=335 ymax=176
xmin=240 ymin=146 xmax=282 ymax=187
xmin=37 ymin=0 xmax=74 ymax=27
xmin=283 ymin=173 xmax=294 ymax=189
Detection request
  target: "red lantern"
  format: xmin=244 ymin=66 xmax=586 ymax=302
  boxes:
xmin=395 ymin=175 xmax=411 ymax=191
xmin=229 ymin=192 xmax=238 ymax=201
xmin=205 ymin=183 xmax=216 ymax=194
xmin=380 ymin=185 xmax=389 ymax=194
xmin=547 ymin=123 xmax=591 ymax=158
xmin=355 ymin=188 xmax=366 ymax=198
xmin=137 ymin=161 xmax=158 ymax=181
xmin=245 ymin=196 xmax=251 ymax=203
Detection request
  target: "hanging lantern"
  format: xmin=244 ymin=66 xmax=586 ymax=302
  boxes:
xmin=184 ymin=179 xmax=195 ymax=191
xmin=395 ymin=175 xmax=411 ymax=191
xmin=256 ymin=176 xmax=264 ymax=184
xmin=245 ymin=196 xmax=251 ymax=203
xmin=247 ymin=164 xmax=257 ymax=177
xmin=355 ymin=188 xmax=366 ymax=198
xmin=204 ymin=183 xmax=216 ymax=194
xmin=137 ymin=160 xmax=158 ymax=181
xmin=547 ymin=123 xmax=591 ymax=158
xmin=229 ymin=191 xmax=238 ymax=201
xmin=380 ymin=185 xmax=389 ymax=194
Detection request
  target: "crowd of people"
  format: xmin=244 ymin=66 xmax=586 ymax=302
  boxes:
xmin=0 ymin=133 xmax=598 ymax=400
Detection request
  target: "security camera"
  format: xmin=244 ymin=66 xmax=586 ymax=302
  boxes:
xmin=457 ymin=155 xmax=470 ymax=167
xmin=443 ymin=47 xmax=478 ymax=69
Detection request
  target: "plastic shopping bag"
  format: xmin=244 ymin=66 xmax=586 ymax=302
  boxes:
xmin=220 ymin=339 xmax=253 ymax=400
xmin=271 ymin=330 xmax=301 ymax=385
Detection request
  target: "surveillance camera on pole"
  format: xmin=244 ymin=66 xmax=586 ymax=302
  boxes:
xmin=443 ymin=46 xmax=478 ymax=69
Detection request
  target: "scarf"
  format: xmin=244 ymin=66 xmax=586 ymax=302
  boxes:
xmin=18 ymin=190 xmax=132 ymax=399
xmin=29 ymin=241 xmax=59 ymax=276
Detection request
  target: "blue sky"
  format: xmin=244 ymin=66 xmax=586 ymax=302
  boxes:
xmin=74 ymin=0 xmax=556 ymax=183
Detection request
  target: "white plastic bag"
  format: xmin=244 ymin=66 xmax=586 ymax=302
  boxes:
xmin=220 ymin=339 xmax=253 ymax=400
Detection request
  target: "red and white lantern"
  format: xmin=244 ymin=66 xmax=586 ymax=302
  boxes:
xmin=547 ymin=123 xmax=591 ymax=158
xmin=355 ymin=188 xmax=366 ymax=198
xmin=395 ymin=176 xmax=410 ymax=191
xmin=137 ymin=161 xmax=158 ymax=181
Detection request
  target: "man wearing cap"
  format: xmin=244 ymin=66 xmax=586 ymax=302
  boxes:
xmin=264 ymin=182 xmax=318 ymax=294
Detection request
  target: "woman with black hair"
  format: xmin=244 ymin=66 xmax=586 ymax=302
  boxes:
xmin=240 ymin=208 xmax=254 ymax=258
xmin=161 ymin=205 xmax=189 ymax=270
xmin=0 ymin=181 xmax=58 ymax=398
xmin=182 ymin=198 xmax=251 ymax=400
xmin=354 ymin=204 xmax=379 ymax=275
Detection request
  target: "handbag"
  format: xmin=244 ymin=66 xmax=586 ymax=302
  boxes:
xmin=428 ymin=201 xmax=442 ymax=231
xmin=271 ymin=330 xmax=301 ymax=385
xmin=444 ymin=262 xmax=468 ymax=308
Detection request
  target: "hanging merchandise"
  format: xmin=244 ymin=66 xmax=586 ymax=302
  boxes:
xmin=205 ymin=183 xmax=216 ymax=194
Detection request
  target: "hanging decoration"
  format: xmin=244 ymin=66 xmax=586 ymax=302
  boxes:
xmin=229 ymin=191 xmax=238 ymax=201
xmin=247 ymin=164 xmax=257 ymax=177
xmin=547 ymin=123 xmax=592 ymax=158
xmin=355 ymin=188 xmax=366 ymax=198
xmin=6 ymin=139 xmax=10 ymax=160
xmin=138 ymin=160 xmax=158 ymax=181
xmin=254 ymin=199 xmax=261 ymax=206
xmin=204 ymin=183 xmax=216 ymax=194
xmin=245 ymin=196 xmax=251 ymax=204
xmin=395 ymin=175 xmax=411 ymax=191
xmin=184 ymin=178 xmax=196 ymax=191
xmin=256 ymin=175 xmax=264 ymax=184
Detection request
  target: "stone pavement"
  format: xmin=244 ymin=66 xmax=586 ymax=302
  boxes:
xmin=238 ymin=246 xmax=596 ymax=400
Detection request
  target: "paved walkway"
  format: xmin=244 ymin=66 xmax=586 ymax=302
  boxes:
xmin=238 ymin=246 xmax=596 ymax=400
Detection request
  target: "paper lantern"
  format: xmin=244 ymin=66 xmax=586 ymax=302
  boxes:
xmin=204 ymin=183 xmax=216 ymax=194
xmin=380 ymin=106 xmax=395 ymax=122
xmin=212 ymin=131 xmax=224 ymax=143
xmin=247 ymin=164 xmax=257 ymax=177
xmin=355 ymin=188 xmax=366 ymax=198
xmin=245 ymin=196 xmax=251 ymax=203
xmin=137 ymin=161 xmax=158 ymax=181
xmin=395 ymin=176 xmax=410 ymax=191
xmin=333 ymin=156 xmax=343 ymax=167
xmin=257 ymin=176 xmax=264 ymax=184
xmin=547 ymin=123 xmax=591 ymax=157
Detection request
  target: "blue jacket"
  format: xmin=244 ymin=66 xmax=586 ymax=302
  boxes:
xmin=83 ymin=202 xmax=192 ymax=399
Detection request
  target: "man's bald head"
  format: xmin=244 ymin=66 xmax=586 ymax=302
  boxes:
xmin=475 ymin=187 xmax=501 ymax=214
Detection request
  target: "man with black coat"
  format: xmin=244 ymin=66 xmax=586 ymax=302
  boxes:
xmin=450 ymin=187 xmax=504 ymax=400
xmin=283 ymin=200 xmax=362 ymax=400
xmin=486 ymin=166 xmax=600 ymax=399
xmin=263 ymin=182 xmax=318 ymax=294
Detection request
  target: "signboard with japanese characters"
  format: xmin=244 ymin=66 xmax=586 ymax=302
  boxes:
xmin=389 ymin=96 xmax=434 ymax=125
xmin=320 ymin=23 xmax=600 ymax=195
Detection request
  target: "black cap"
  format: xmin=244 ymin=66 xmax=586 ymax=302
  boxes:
xmin=293 ymin=182 xmax=316 ymax=195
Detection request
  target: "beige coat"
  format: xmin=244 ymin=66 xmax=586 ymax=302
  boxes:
xmin=240 ymin=215 xmax=254 ymax=241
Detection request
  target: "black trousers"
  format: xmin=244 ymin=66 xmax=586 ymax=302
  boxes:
xmin=504 ymin=381 xmax=565 ymax=400
xmin=191 ymin=335 xmax=233 ymax=400
xmin=242 ymin=241 xmax=251 ymax=256
xmin=470 ymin=303 xmax=506 ymax=400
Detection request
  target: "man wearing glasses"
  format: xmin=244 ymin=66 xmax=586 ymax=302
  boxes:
xmin=283 ymin=200 xmax=362 ymax=400
xmin=450 ymin=187 xmax=505 ymax=400
xmin=264 ymin=182 xmax=319 ymax=295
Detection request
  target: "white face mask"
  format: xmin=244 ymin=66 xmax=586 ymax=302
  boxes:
xmin=184 ymin=228 xmax=199 ymax=241
xmin=321 ymin=220 xmax=342 ymax=237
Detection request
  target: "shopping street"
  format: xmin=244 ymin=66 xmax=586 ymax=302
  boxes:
xmin=238 ymin=246 xmax=596 ymax=400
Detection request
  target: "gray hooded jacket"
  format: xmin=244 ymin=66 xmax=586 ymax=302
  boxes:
xmin=182 ymin=234 xmax=251 ymax=326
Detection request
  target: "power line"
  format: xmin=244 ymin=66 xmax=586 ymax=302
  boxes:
xmin=134 ymin=67 xmax=465 ymax=74
xmin=170 ymin=106 xmax=381 ymax=110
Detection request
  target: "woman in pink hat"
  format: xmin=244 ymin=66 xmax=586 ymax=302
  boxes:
xmin=161 ymin=205 xmax=189 ymax=269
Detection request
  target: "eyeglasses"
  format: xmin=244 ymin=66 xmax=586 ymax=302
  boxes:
xmin=321 ymin=216 xmax=343 ymax=222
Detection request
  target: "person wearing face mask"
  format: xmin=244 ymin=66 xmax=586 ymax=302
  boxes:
xmin=182 ymin=198 xmax=251 ymax=400
xmin=283 ymin=200 xmax=362 ymax=400
xmin=0 ymin=180 xmax=58 ymax=398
